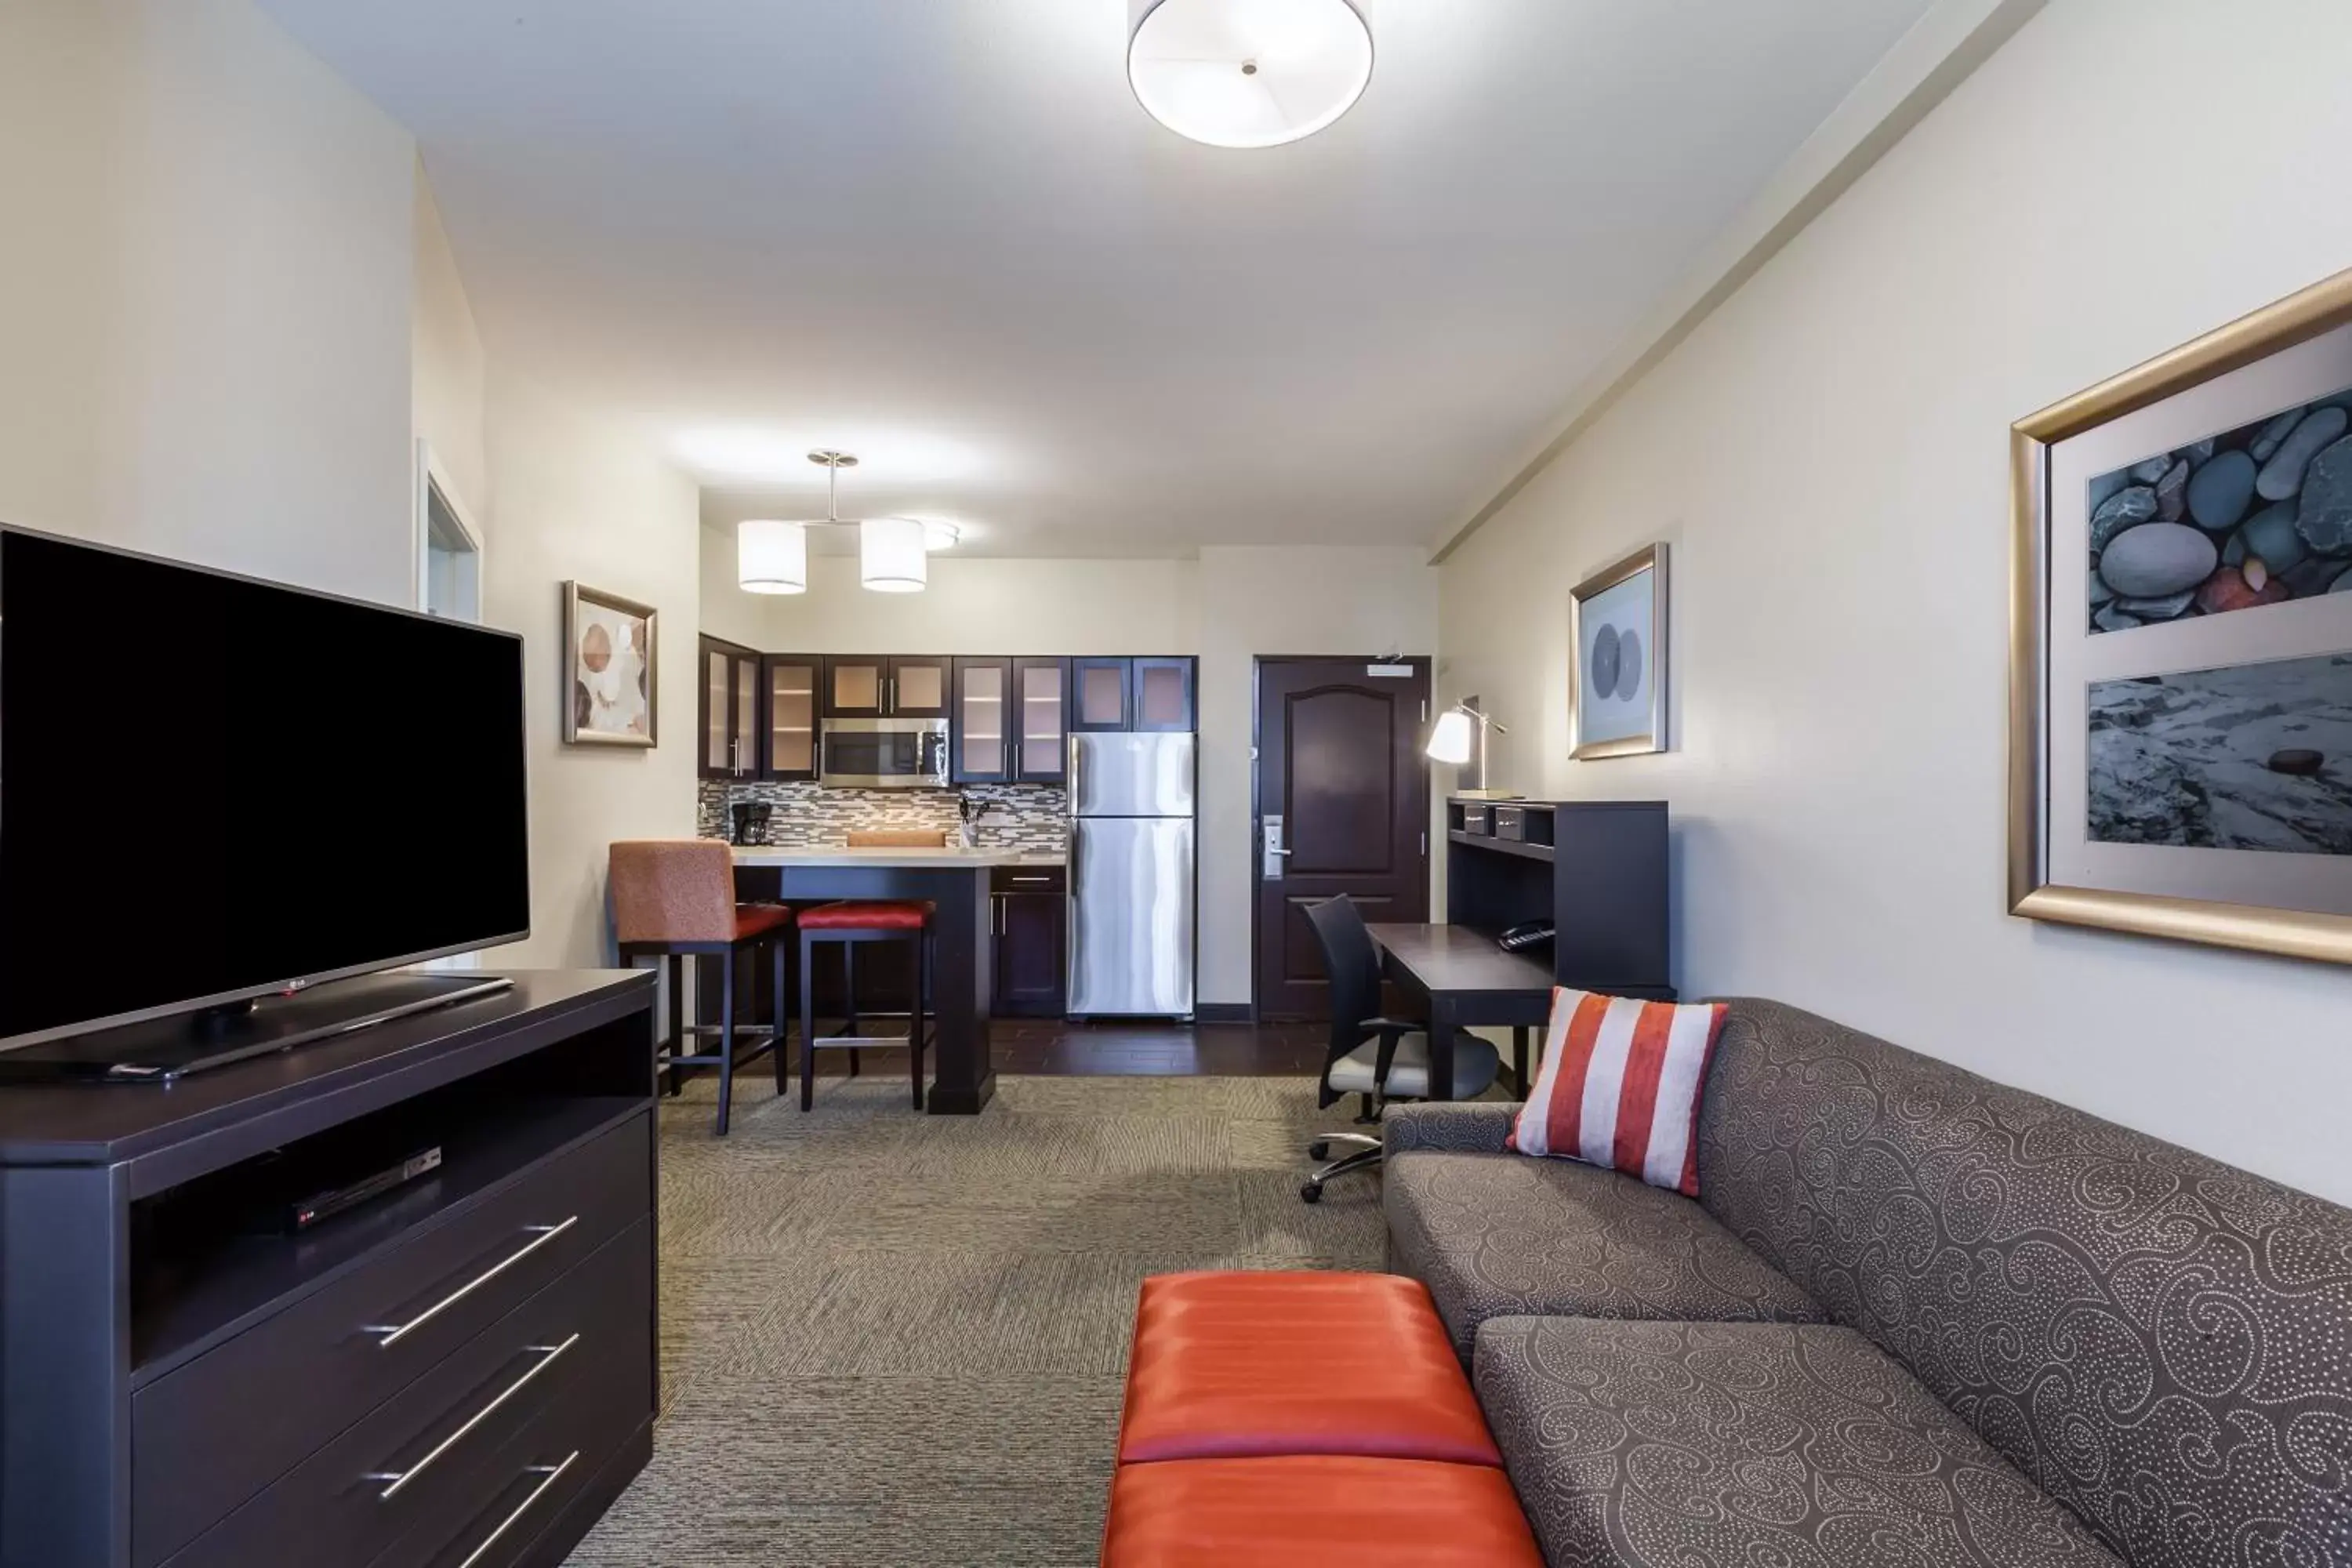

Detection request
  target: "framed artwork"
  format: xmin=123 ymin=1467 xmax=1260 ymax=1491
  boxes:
xmin=1570 ymin=543 xmax=1667 ymax=760
xmin=562 ymin=581 xmax=659 ymax=747
xmin=2011 ymin=266 xmax=2352 ymax=965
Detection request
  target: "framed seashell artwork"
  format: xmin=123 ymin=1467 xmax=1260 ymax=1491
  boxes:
xmin=2011 ymin=266 xmax=2352 ymax=965
xmin=562 ymin=580 xmax=659 ymax=747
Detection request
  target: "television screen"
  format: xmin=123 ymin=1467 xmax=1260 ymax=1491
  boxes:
xmin=0 ymin=528 xmax=530 ymax=1048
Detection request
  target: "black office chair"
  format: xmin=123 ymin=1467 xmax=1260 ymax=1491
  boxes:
xmin=1299 ymin=895 xmax=1502 ymax=1203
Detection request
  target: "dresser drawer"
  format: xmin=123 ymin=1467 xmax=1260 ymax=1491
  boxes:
xmin=161 ymin=1219 xmax=652 ymax=1568
xmin=134 ymin=1111 xmax=652 ymax=1567
xmin=990 ymin=862 xmax=1065 ymax=895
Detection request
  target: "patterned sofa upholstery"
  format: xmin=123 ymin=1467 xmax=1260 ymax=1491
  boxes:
xmin=1382 ymin=997 xmax=2352 ymax=1568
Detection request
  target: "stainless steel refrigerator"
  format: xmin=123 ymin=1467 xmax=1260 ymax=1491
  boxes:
xmin=1066 ymin=731 xmax=1196 ymax=1018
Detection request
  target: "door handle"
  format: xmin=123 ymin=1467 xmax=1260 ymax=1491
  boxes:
xmin=1261 ymin=816 xmax=1289 ymax=880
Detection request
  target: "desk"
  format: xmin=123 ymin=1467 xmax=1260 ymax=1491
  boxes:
xmin=1367 ymin=924 xmax=1555 ymax=1101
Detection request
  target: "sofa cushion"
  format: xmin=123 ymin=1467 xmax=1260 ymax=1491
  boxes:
xmin=1384 ymin=1148 xmax=1825 ymax=1362
xmin=1698 ymin=998 xmax=2352 ymax=1568
xmin=1102 ymin=1456 xmax=1544 ymax=1567
xmin=1475 ymin=1316 xmax=2122 ymax=1568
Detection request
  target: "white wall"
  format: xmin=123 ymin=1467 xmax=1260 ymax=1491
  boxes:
xmin=412 ymin=165 xmax=490 ymax=535
xmin=0 ymin=0 xmax=417 ymax=604
xmin=1438 ymin=0 xmax=2352 ymax=1202
xmin=702 ymin=533 xmax=1438 ymax=1003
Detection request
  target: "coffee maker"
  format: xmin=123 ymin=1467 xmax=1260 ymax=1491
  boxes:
xmin=729 ymin=801 xmax=773 ymax=846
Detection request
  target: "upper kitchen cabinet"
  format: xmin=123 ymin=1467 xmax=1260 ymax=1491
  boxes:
xmin=952 ymin=657 xmax=1014 ymax=784
xmin=1071 ymin=657 xmax=1134 ymax=732
xmin=1014 ymin=657 xmax=1069 ymax=782
xmin=699 ymin=636 xmax=763 ymax=780
xmin=824 ymin=655 xmax=951 ymax=719
xmin=1132 ymin=657 xmax=1196 ymax=732
xmin=760 ymin=655 xmax=822 ymax=780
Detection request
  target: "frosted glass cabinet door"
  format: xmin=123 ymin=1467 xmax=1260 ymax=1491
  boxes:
xmin=763 ymin=655 xmax=820 ymax=779
xmin=953 ymin=658 xmax=1011 ymax=783
xmin=697 ymin=636 xmax=761 ymax=779
xmin=1016 ymin=658 xmax=1069 ymax=782
xmin=827 ymin=659 xmax=884 ymax=718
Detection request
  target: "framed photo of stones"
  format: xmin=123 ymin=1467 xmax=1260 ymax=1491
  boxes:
xmin=2011 ymin=266 xmax=2352 ymax=965
xmin=562 ymin=581 xmax=659 ymax=747
xmin=1569 ymin=543 xmax=1666 ymax=760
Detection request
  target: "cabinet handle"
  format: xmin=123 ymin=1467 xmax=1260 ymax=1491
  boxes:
xmin=368 ymin=1334 xmax=579 ymax=1499
xmin=451 ymin=1450 xmax=579 ymax=1568
xmin=1012 ymin=875 xmax=1051 ymax=884
xmin=365 ymin=1216 xmax=579 ymax=1347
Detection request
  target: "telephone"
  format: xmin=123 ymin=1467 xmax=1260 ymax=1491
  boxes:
xmin=1497 ymin=920 xmax=1555 ymax=953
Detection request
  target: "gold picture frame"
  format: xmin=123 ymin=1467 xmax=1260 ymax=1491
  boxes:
xmin=2009 ymin=266 xmax=2352 ymax=964
xmin=562 ymin=581 xmax=659 ymax=748
xmin=1570 ymin=543 xmax=1668 ymax=760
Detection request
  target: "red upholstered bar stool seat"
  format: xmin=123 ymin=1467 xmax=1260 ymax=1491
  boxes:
xmin=1102 ymin=1456 xmax=1543 ymax=1568
xmin=797 ymin=899 xmax=935 ymax=1112
xmin=1116 ymin=1272 xmax=1501 ymax=1467
xmin=609 ymin=838 xmax=793 ymax=1136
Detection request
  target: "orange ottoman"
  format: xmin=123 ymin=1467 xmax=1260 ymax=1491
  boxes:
xmin=1116 ymin=1271 xmax=1501 ymax=1467
xmin=1102 ymin=1456 xmax=1543 ymax=1568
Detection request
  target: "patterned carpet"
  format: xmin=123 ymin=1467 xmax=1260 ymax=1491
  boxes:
xmin=564 ymin=1069 xmax=1389 ymax=1566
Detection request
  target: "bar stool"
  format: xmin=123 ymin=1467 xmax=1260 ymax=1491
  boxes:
xmin=797 ymin=901 xmax=931 ymax=1112
xmin=609 ymin=839 xmax=793 ymax=1135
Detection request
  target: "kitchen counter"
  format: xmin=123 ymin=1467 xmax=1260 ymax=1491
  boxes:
xmin=731 ymin=845 xmax=1065 ymax=869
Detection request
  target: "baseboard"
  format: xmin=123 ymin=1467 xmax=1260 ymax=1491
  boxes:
xmin=1193 ymin=1003 xmax=1254 ymax=1023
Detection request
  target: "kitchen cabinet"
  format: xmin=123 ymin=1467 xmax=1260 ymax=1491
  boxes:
xmin=1071 ymin=657 xmax=1134 ymax=731
xmin=1132 ymin=656 xmax=1196 ymax=732
xmin=1014 ymin=657 xmax=1070 ymax=782
xmin=823 ymin=655 xmax=951 ymax=719
xmin=992 ymin=863 xmax=1067 ymax=1017
xmin=951 ymin=657 xmax=1014 ymax=784
xmin=699 ymin=635 xmax=763 ymax=780
xmin=760 ymin=654 xmax=822 ymax=779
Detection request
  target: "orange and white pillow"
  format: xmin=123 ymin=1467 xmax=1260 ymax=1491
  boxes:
xmin=1506 ymin=989 xmax=1728 ymax=1198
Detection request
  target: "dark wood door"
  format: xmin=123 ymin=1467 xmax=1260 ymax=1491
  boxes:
xmin=697 ymin=636 xmax=761 ymax=780
xmin=1253 ymin=657 xmax=1432 ymax=1019
xmin=952 ymin=658 xmax=1014 ymax=783
xmin=887 ymin=656 xmax=952 ymax=718
xmin=993 ymin=891 xmax=1066 ymax=1016
xmin=1131 ymin=657 xmax=1196 ymax=732
xmin=1070 ymin=657 xmax=1133 ymax=731
xmin=760 ymin=655 xmax=821 ymax=779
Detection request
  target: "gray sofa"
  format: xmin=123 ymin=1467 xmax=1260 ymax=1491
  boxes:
xmin=1382 ymin=996 xmax=2352 ymax=1568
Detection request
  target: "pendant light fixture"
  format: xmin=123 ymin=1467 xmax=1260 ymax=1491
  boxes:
xmin=733 ymin=450 xmax=933 ymax=596
xmin=1127 ymin=0 xmax=1373 ymax=150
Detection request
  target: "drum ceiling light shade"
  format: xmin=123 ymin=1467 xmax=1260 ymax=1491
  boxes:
xmin=1128 ymin=0 xmax=1373 ymax=150
xmin=860 ymin=516 xmax=927 ymax=593
xmin=735 ymin=519 xmax=808 ymax=594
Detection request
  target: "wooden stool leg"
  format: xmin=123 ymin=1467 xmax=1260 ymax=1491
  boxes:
xmin=800 ymin=931 xmax=818 ymax=1112
xmin=716 ymin=946 xmax=737 ymax=1137
xmin=911 ymin=929 xmax=928 ymax=1111
xmin=772 ymin=932 xmax=790 ymax=1094
xmin=665 ymin=954 xmax=684 ymax=1098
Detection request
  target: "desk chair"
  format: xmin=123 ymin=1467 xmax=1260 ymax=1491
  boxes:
xmin=1300 ymin=895 xmax=1501 ymax=1203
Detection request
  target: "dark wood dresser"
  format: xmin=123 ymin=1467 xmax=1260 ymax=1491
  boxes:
xmin=0 ymin=971 xmax=659 ymax=1568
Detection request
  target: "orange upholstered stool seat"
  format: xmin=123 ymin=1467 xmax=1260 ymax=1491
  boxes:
xmin=797 ymin=899 xmax=931 ymax=931
xmin=1101 ymin=1456 xmax=1543 ymax=1568
xmin=1117 ymin=1271 xmax=1500 ymax=1467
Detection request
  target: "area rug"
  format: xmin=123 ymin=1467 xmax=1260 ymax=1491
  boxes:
xmin=564 ymin=1071 xmax=1388 ymax=1566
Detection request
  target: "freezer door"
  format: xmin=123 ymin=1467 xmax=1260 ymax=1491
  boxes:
xmin=1068 ymin=731 xmax=1196 ymax=818
xmin=1068 ymin=816 xmax=1196 ymax=1015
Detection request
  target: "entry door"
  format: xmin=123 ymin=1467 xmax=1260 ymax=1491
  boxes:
xmin=1254 ymin=657 xmax=1431 ymax=1019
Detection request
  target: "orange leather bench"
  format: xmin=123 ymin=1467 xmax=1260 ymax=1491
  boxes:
xmin=1102 ymin=1272 xmax=1541 ymax=1568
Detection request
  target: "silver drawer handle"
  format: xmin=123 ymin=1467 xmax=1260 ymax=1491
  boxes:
xmin=455 ymin=1450 xmax=579 ymax=1568
xmin=1011 ymin=875 xmax=1051 ymax=883
xmin=366 ymin=1216 xmax=579 ymax=1347
xmin=368 ymin=1333 xmax=579 ymax=1500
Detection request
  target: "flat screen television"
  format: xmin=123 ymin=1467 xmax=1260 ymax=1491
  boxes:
xmin=0 ymin=527 xmax=530 ymax=1061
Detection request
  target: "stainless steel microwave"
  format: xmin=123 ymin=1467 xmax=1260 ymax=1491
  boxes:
xmin=819 ymin=717 xmax=949 ymax=789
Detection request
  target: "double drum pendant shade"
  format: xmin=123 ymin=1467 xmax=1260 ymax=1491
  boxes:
xmin=1127 ymin=0 xmax=1373 ymax=150
xmin=734 ymin=450 xmax=931 ymax=596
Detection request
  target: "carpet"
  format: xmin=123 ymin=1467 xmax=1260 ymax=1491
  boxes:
xmin=564 ymin=1069 xmax=1389 ymax=1566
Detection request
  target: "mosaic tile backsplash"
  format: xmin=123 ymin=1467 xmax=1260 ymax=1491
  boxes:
xmin=697 ymin=779 xmax=1069 ymax=854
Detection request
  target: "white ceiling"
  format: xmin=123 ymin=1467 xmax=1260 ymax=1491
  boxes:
xmin=260 ymin=0 xmax=1933 ymax=557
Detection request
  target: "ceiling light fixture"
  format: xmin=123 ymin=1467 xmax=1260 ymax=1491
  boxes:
xmin=1127 ymin=0 xmax=1373 ymax=150
xmin=734 ymin=451 xmax=930 ymax=595
xmin=920 ymin=519 xmax=962 ymax=552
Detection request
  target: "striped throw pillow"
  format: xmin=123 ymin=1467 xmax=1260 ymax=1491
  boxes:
xmin=1506 ymin=989 xmax=1728 ymax=1197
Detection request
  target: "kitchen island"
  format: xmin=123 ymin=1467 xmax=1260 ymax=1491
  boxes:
xmin=731 ymin=846 xmax=1064 ymax=1114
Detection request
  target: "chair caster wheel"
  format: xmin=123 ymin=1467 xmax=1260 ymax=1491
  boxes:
xmin=1300 ymin=1182 xmax=1323 ymax=1204
xmin=1308 ymin=1140 xmax=1331 ymax=1161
